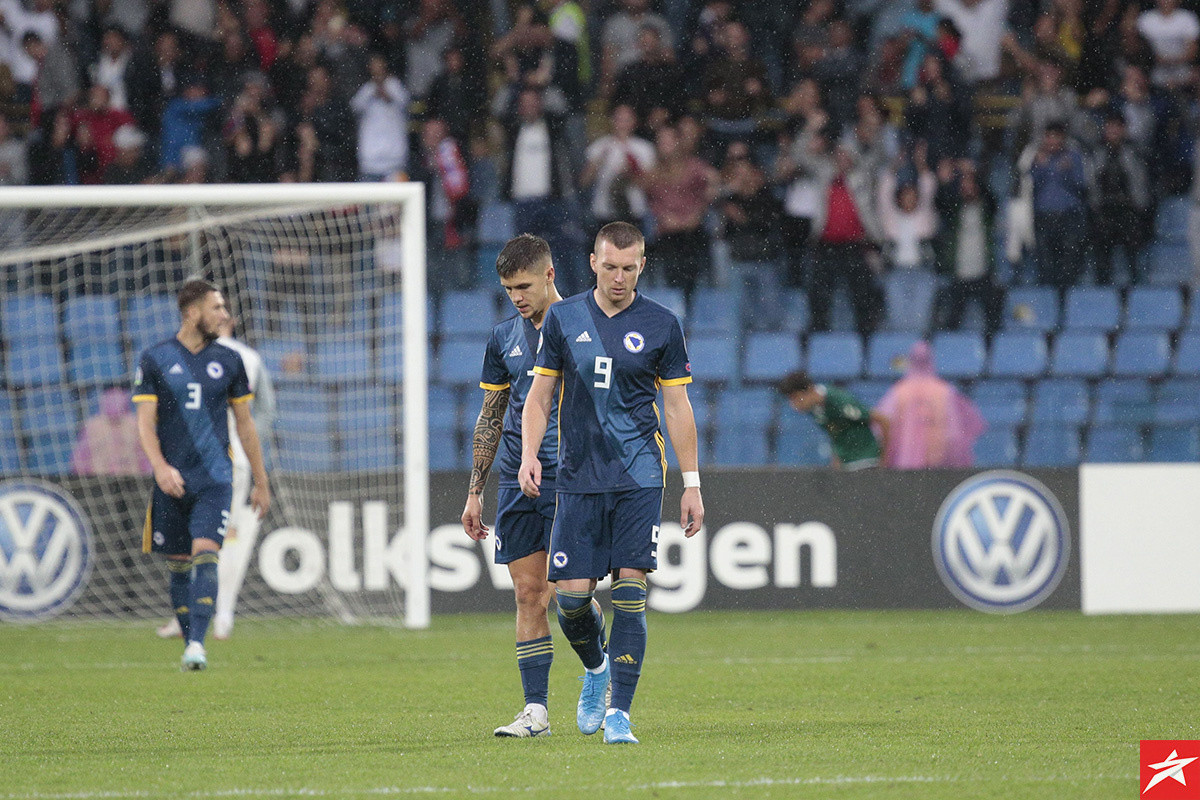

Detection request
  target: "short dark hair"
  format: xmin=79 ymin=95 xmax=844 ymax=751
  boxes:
xmin=496 ymin=234 xmax=552 ymax=278
xmin=594 ymin=221 xmax=645 ymax=256
xmin=178 ymin=278 xmax=219 ymax=313
xmin=778 ymin=370 xmax=814 ymax=396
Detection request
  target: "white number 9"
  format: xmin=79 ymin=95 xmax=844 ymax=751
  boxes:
xmin=594 ymin=356 xmax=612 ymax=389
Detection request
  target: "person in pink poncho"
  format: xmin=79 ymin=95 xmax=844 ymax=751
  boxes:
xmin=71 ymin=387 xmax=152 ymax=475
xmin=874 ymin=341 xmax=985 ymax=468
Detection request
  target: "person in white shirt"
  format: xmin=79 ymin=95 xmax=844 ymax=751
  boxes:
xmin=351 ymin=52 xmax=410 ymax=181
xmin=1137 ymin=0 xmax=1200 ymax=88
xmin=91 ymin=25 xmax=133 ymax=111
xmin=878 ymin=146 xmax=939 ymax=333
xmin=934 ymin=0 xmax=1009 ymax=84
xmin=0 ymin=0 xmax=59 ymax=86
xmin=580 ymin=104 xmax=655 ymax=234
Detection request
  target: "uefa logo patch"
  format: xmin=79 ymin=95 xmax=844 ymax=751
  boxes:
xmin=623 ymin=331 xmax=645 ymax=353
xmin=207 ymin=361 xmax=224 ymax=379
xmin=0 ymin=481 xmax=94 ymax=621
xmin=552 ymin=551 xmax=568 ymax=568
xmin=932 ymin=471 xmax=1069 ymax=614
xmin=1142 ymin=741 xmax=1200 ymax=798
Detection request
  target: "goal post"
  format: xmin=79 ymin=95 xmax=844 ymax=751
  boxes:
xmin=0 ymin=182 xmax=430 ymax=629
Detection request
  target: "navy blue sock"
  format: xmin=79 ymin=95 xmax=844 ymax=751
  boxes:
xmin=167 ymin=559 xmax=192 ymax=641
xmin=188 ymin=551 xmax=219 ymax=645
xmin=555 ymin=588 xmax=605 ymax=670
xmin=516 ymin=636 xmax=553 ymax=707
xmin=608 ymin=578 xmax=648 ymax=713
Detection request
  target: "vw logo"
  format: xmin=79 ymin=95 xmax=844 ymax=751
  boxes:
xmin=932 ymin=471 xmax=1069 ymax=614
xmin=0 ymin=481 xmax=93 ymax=621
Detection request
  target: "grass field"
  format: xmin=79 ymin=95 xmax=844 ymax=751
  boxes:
xmin=1 ymin=610 xmax=1196 ymax=799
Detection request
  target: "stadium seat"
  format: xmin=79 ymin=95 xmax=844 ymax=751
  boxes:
xmin=775 ymin=411 xmax=831 ymax=466
xmin=314 ymin=337 xmax=374 ymax=382
xmin=1049 ymin=331 xmax=1108 ymax=378
xmin=68 ymin=341 xmax=125 ymax=384
xmin=19 ymin=387 xmax=79 ymax=475
xmin=1148 ymin=424 xmax=1200 ymax=462
xmin=5 ymin=338 xmax=66 ymax=387
xmin=1124 ymin=287 xmax=1183 ymax=331
xmin=1004 ymin=286 xmax=1059 ymax=332
xmin=1149 ymin=242 xmax=1192 ymax=284
xmin=714 ymin=387 xmax=777 ymax=429
xmin=647 ymin=287 xmax=686 ymax=320
xmin=63 ymin=296 xmax=125 ymax=383
xmin=688 ymin=288 xmax=738 ymax=336
xmin=1154 ymin=379 xmax=1200 ymax=425
xmin=1021 ymin=424 xmax=1081 ymax=467
xmin=806 ymin=332 xmax=863 ymax=381
xmin=477 ymin=202 xmax=515 ymax=244
xmin=932 ymin=331 xmax=986 ymax=380
xmin=1092 ymin=379 xmax=1152 ymax=426
xmin=379 ymin=292 xmax=437 ymax=337
xmin=713 ymin=426 xmax=770 ymax=466
xmin=1063 ymin=287 xmax=1120 ymax=332
xmin=1030 ymin=379 xmax=1090 ymax=425
xmin=971 ymin=379 xmax=1027 ymax=427
xmin=1185 ymin=291 xmax=1200 ymax=330
xmin=973 ymin=427 xmax=1019 ymax=467
xmin=429 ymin=385 xmax=462 ymax=433
xmin=987 ymin=331 xmax=1047 ymax=378
xmin=865 ymin=332 xmax=919 ymax=380
xmin=436 ymin=339 xmax=487 ymax=386
xmin=848 ymin=380 xmax=891 ymax=409
xmin=125 ymin=294 xmax=178 ymax=357
xmin=779 ymin=289 xmax=811 ymax=333
xmin=428 ymin=431 xmax=460 ymax=471
xmin=274 ymin=417 xmax=335 ymax=472
xmin=3 ymin=294 xmax=58 ymax=338
xmin=338 ymin=387 xmax=397 ymax=471
xmin=1155 ymin=194 xmax=1190 ymax=243
xmin=438 ymin=289 xmax=498 ymax=339
xmin=1172 ymin=331 xmax=1200 ymax=376
xmin=882 ymin=269 xmax=937 ymax=332
xmin=255 ymin=337 xmax=308 ymax=377
xmin=1111 ymin=331 xmax=1170 ymax=378
xmin=686 ymin=334 xmax=739 ymax=385
xmin=742 ymin=332 xmax=802 ymax=383
xmin=0 ymin=389 xmax=23 ymax=473
xmin=1085 ymin=425 xmax=1144 ymax=463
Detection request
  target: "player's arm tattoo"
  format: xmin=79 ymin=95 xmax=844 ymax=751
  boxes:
xmin=468 ymin=388 xmax=510 ymax=496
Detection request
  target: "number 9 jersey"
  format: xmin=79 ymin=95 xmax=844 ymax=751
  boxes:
xmin=132 ymin=338 xmax=253 ymax=490
xmin=533 ymin=291 xmax=691 ymax=494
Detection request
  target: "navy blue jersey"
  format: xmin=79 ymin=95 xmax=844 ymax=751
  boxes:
xmin=480 ymin=313 xmax=558 ymax=487
xmin=132 ymin=338 xmax=252 ymax=488
xmin=533 ymin=291 xmax=691 ymax=493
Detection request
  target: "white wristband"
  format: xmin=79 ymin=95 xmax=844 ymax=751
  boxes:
xmin=682 ymin=471 xmax=701 ymax=489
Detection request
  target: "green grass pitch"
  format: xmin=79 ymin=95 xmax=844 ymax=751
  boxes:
xmin=2 ymin=610 xmax=1196 ymax=799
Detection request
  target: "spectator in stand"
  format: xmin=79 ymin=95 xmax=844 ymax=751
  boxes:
xmin=1006 ymin=58 xmax=1095 ymax=157
xmin=580 ymin=104 xmax=656 ymax=237
xmin=935 ymin=0 xmax=1008 ymax=85
xmin=0 ymin=115 xmax=27 ymax=187
xmin=1028 ymin=121 xmax=1089 ymax=294
xmin=209 ymin=30 xmax=258 ymax=109
xmin=90 ymin=24 xmax=133 ymax=111
xmin=103 ymin=123 xmax=154 ymax=184
xmin=126 ymin=29 xmax=184 ymax=143
xmin=313 ymin=7 xmax=371 ymax=101
xmin=0 ymin=0 xmax=59 ymax=90
xmin=427 ymin=45 xmax=477 ymax=148
xmin=877 ymin=145 xmax=939 ymax=333
xmin=71 ymin=388 xmax=151 ymax=476
xmin=898 ymin=0 xmax=943 ymax=90
xmin=905 ymin=53 xmax=972 ymax=164
xmin=874 ymin=341 xmax=985 ymax=469
xmin=351 ymin=52 xmax=410 ymax=181
xmin=416 ymin=116 xmax=472 ymax=294
xmin=1088 ymin=111 xmax=1152 ymax=285
xmin=600 ymin=0 xmax=673 ymax=94
xmin=291 ymin=64 xmax=356 ymax=183
xmin=404 ymin=0 xmax=465 ymax=99
xmin=169 ymin=0 xmax=217 ymax=47
xmin=719 ymin=154 xmax=785 ymax=330
xmin=1137 ymin=0 xmax=1199 ymax=90
xmin=225 ymin=74 xmax=281 ymax=183
xmin=179 ymin=146 xmax=210 ymax=183
xmin=775 ymin=80 xmax=827 ymax=289
xmin=934 ymin=158 xmax=1004 ymax=334
xmin=159 ymin=77 xmax=219 ymax=175
xmin=546 ymin=0 xmax=591 ymax=89
xmin=1192 ymin=126 xmax=1200 ymax=285
xmin=244 ymin=0 xmax=279 ymax=73
xmin=814 ymin=18 xmax=865 ymax=134
xmin=19 ymin=30 xmax=79 ymax=185
xmin=638 ymin=124 xmax=719 ymax=301
xmin=793 ymin=114 xmax=886 ymax=335
xmin=70 ymin=84 xmax=136 ymax=184
xmin=612 ymin=24 xmax=686 ymax=128
xmin=703 ymin=20 xmax=772 ymax=126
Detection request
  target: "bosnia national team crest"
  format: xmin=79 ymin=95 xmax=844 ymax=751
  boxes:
xmin=207 ymin=361 xmax=224 ymax=379
xmin=623 ymin=331 xmax=645 ymax=353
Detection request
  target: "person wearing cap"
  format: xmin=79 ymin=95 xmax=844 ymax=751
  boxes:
xmin=103 ymin=123 xmax=153 ymax=184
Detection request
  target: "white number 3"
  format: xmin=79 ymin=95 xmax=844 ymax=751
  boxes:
xmin=594 ymin=356 xmax=612 ymax=389
xmin=185 ymin=382 xmax=202 ymax=409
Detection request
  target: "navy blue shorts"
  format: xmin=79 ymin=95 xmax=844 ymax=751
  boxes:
xmin=494 ymin=486 xmax=556 ymax=564
xmin=547 ymin=487 xmax=663 ymax=581
xmin=143 ymin=482 xmax=232 ymax=556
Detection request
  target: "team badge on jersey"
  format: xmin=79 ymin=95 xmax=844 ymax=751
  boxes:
xmin=623 ymin=331 xmax=645 ymax=353
xmin=207 ymin=362 xmax=224 ymax=379
xmin=552 ymin=551 xmax=568 ymax=568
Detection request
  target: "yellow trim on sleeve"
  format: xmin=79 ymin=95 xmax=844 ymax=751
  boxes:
xmin=533 ymin=366 xmax=561 ymax=377
xmin=132 ymin=394 xmax=157 ymax=403
xmin=229 ymin=393 xmax=255 ymax=405
xmin=480 ymin=382 xmax=510 ymax=391
xmin=142 ymin=502 xmax=153 ymax=554
xmin=659 ymin=376 xmax=693 ymax=386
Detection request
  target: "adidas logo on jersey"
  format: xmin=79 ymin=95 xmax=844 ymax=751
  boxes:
xmin=613 ymin=653 xmax=638 ymax=665
xmin=169 ymin=364 xmax=184 ymax=375
xmin=575 ymin=331 xmax=592 ymax=343
xmin=508 ymin=344 xmax=523 ymax=357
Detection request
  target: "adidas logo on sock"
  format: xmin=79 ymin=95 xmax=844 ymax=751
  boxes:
xmin=575 ymin=331 xmax=592 ymax=343
xmin=508 ymin=344 xmax=523 ymax=357
xmin=614 ymin=653 xmax=637 ymax=665
xmin=169 ymin=364 xmax=184 ymax=374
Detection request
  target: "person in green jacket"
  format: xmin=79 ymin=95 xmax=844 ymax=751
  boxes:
xmin=778 ymin=371 xmax=888 ymax=470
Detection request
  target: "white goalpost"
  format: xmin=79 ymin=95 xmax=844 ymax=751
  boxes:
xmin=0 ymin=183 xmax=431 ymax=629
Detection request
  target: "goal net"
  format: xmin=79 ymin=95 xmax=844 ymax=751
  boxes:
xmin=0 ymin=183 xmax=430 ymax=629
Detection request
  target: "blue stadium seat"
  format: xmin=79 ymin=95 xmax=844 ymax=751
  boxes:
xmin=6 ymin=338 xmax=66 ymax=387
xmin=377 ymin=340 xmax=434 ymax=384
xmin=1149 ymin=242 xmax=1192 ymax=284
xmin=714 ymin=387 xmax=777 ymax=429
xmin=743 ymin=332 xmax=802 ymax=383
xmin=4 ymin=294 xmax=58 ymax=338
xmin=1111 ymin=331 xmax=1170 ymax=378
xmin=1092 ymin=379 xmax=1153 ymax=426
xmin=125 ymin=294 xmax=178 ymax=357
xmin=475 ymin=243 xmax=504 ymax=281
xmin=865 ymin=332 xmax=919 ymax=379
xmin=338 ymin=387 xmax=397 ymax=471
xmin=1172 ymin=331 xmax=1200 ymax=376
xmin=274 ymin=383 xmax=335 ymax=472
xmin=1004 ymin=286 xmax=1059 ymax=332
xmin=314 ymin=337 xmax=374 ymax=382
xmin=429 ymin=385 xmax=462 ymax=433
xmin=776 ymin=411 xmax=831 ymax=466
xmin=1021 ymin=424 xmax=1081 ymax=467
xmin=436 ymin=339 xmax=487 ymax=386
xmin=987 ymin=331 xmax=1047 ymax=378
xmin=379 ymin=292 xmax=437 ymax=337
xmin=687 ymin=334 xmax=739 ymax=384
xmin=1030 ymin=379 xmax=1090 ymax=425
xmin=806 ymin=332 xmax=863 ymax=381
xmin=1085 ymin=425 xmax=1144 ymax=463
xmin=1155 ymin=195 xmax=1190 ymax=243
xmin=1148 ymin=424 xmax=1200 ymax=462
xmin=848 ymin=380 xmax=891 ymax=409
xmin=713 ymin=426 xmax=770 ymax=466
xmin=646 ymin=287 xmax=686 ymax=320
xmin=882 ymin=269 xmax=937 ymax=332
xmin=428 ymin=432 xmax=460 ymax=471
xmin=62 ymin=297 xmax=125 ymax=383
xmin=0 ymin=389 xmax=22 ymax=472
xmin=438 ymin=290 xmax=498 ymax=339
xmin=688 ymin=288 xmax=738 ymax=335
xmin=1125 ymin=287 xmax=1183 ymax=331
xmin=779 ymin=289 xmax=811 ymax=333
xmin=973 ymin=427 xmax=1019 ymax=467
xmin=1185 ymin=291 xmax=1200 ymax=330
xmin=971 ymin=379 xmax=1027 ymax=427
xmin=1049 ymin=331 xmax=1108 ymax=378
xmin=1063 ymin=287 xmax=1120 ymax=332
xmin=255 ymin=337 xmax=307 ymax=377
xmin=1154 ymin=379 xmax=1200 ymax=425
xmin=19 ymin=387 xmax=79 ymax=474
xmin=477 ymin=202 xmax=515 ymax=244
xmin=932 ymin=331 xmax=986 ymax=380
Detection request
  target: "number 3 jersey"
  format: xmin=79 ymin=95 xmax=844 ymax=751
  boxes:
xmin=534 ymin=291 xmax=691 ymax=494
xmin=132 ymin=338 xmax=253 ymax=489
